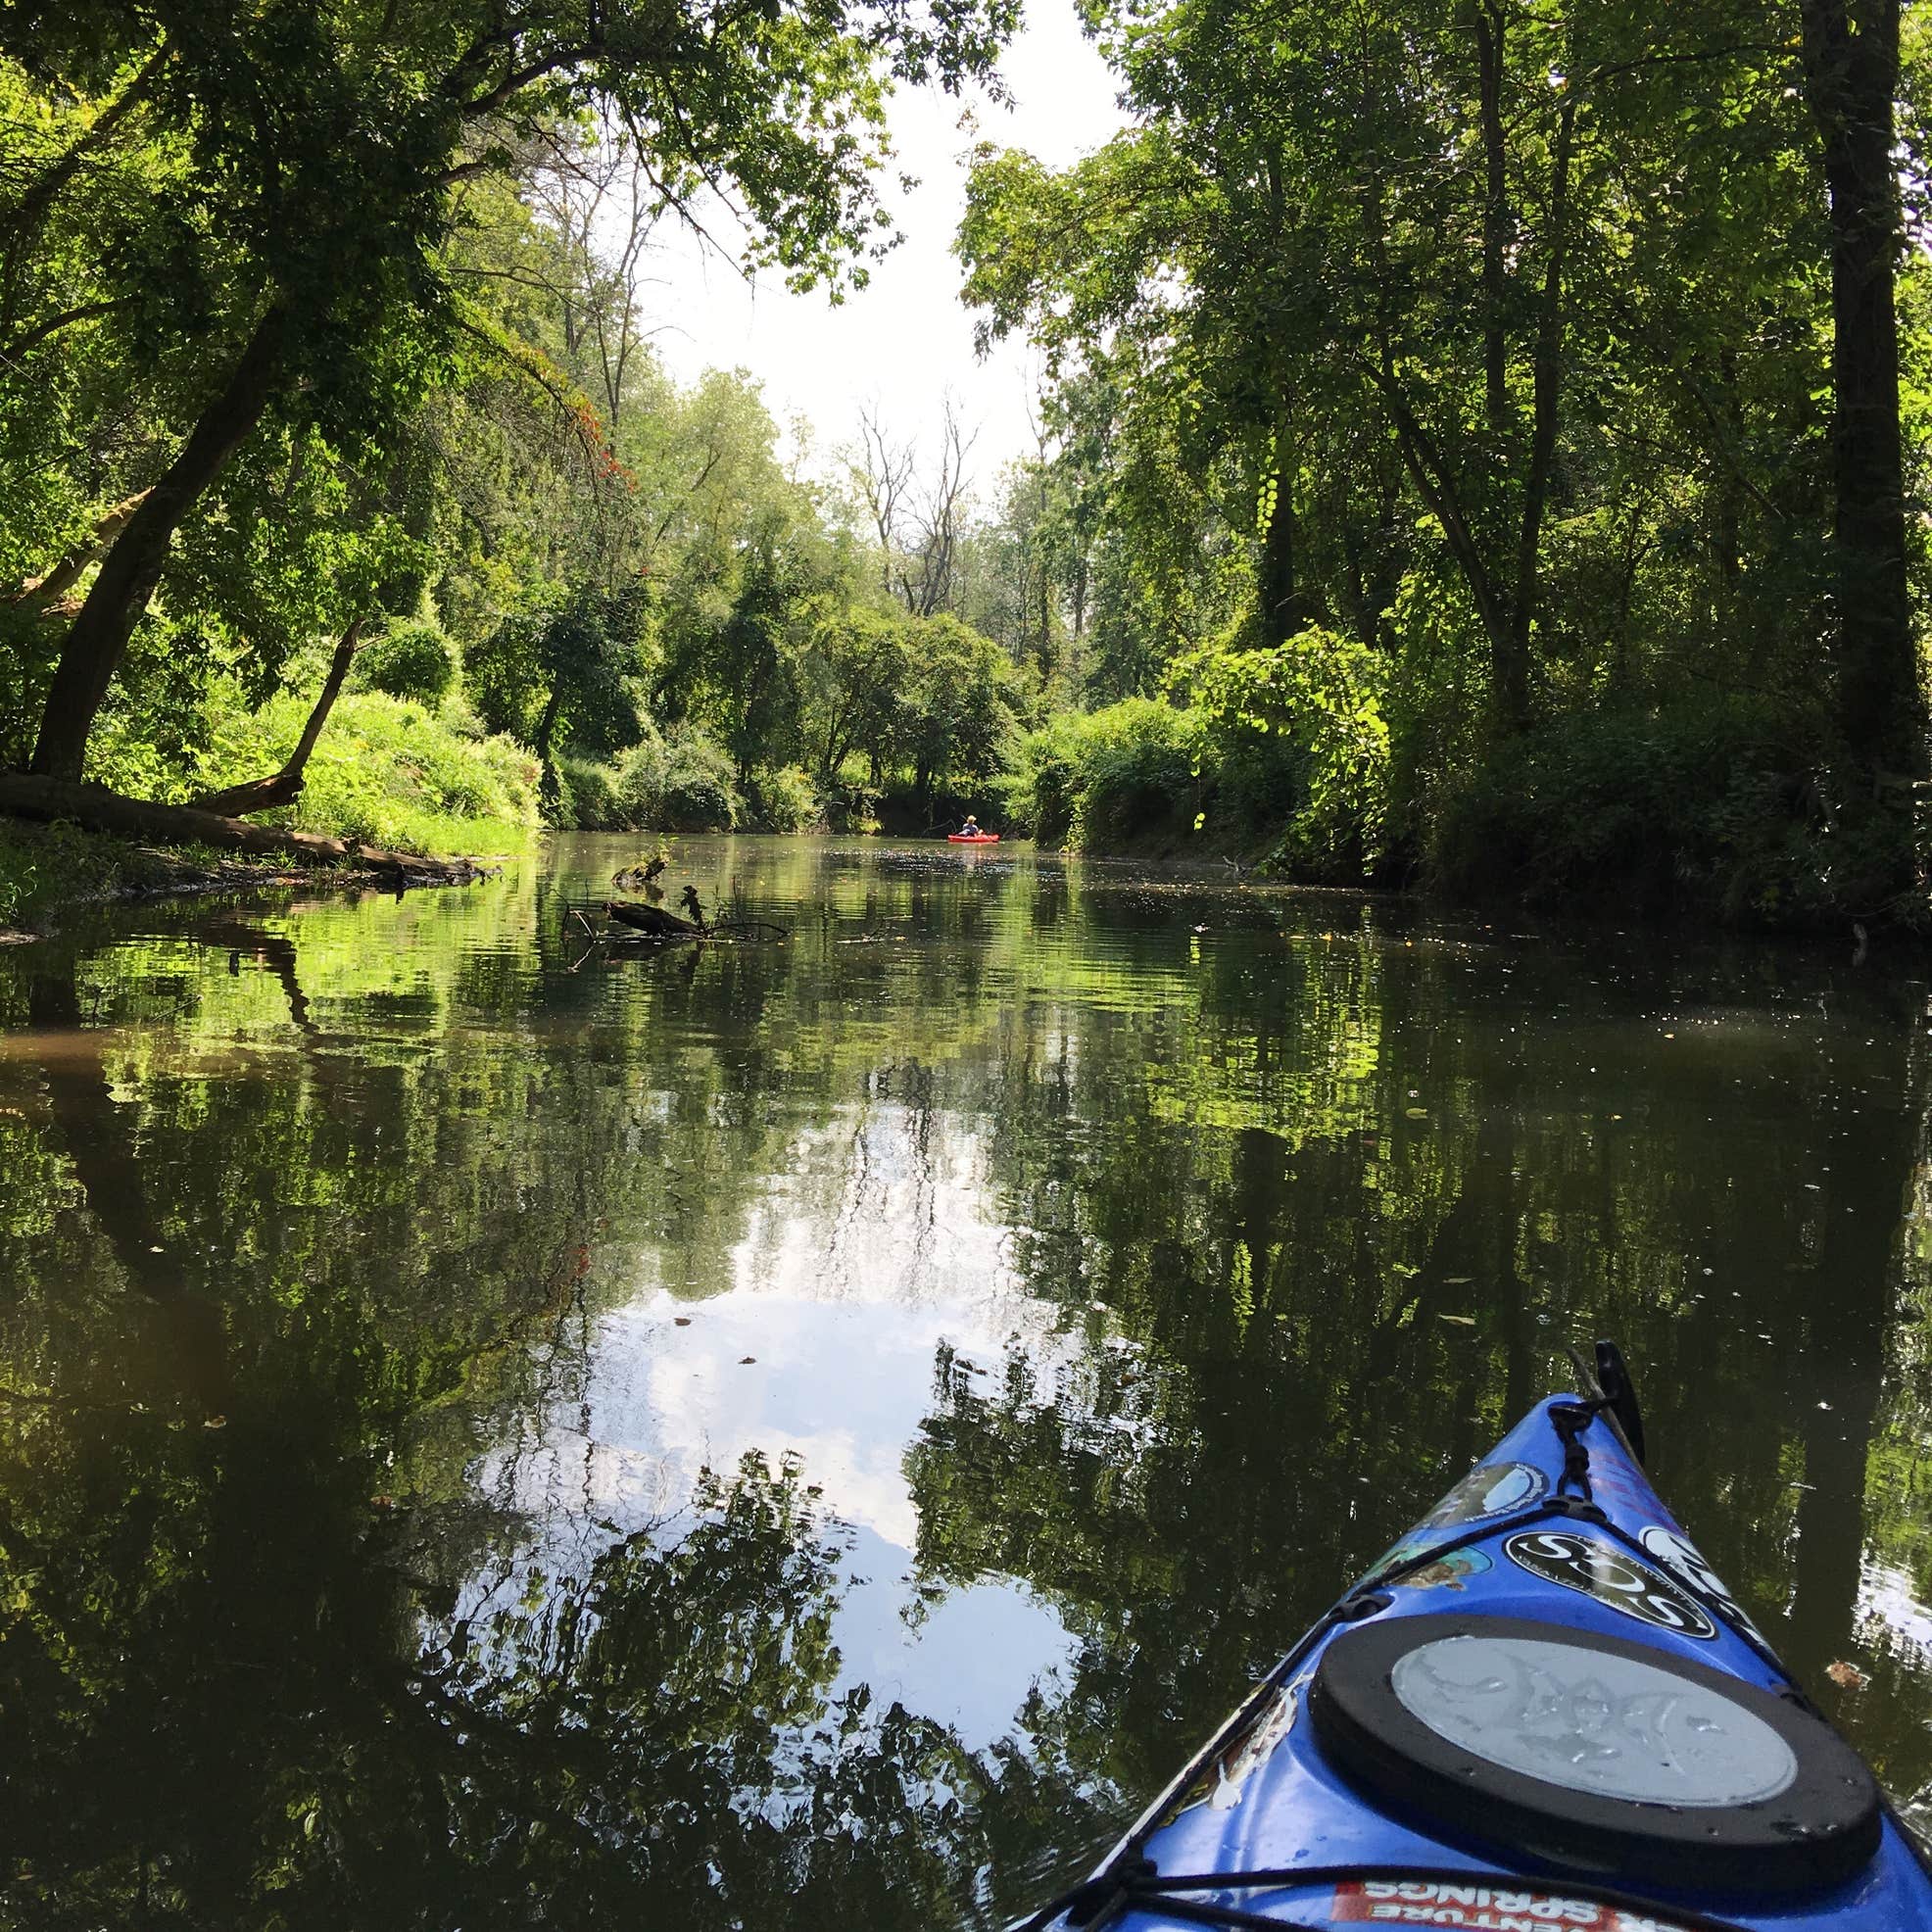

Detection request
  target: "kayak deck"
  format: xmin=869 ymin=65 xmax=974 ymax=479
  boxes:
xmin=1023 ymin=1387 xmax=1932 ymax=1932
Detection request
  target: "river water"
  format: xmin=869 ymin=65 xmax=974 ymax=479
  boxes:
xmin=2 ymin=834 xmax=1930 ymax=1925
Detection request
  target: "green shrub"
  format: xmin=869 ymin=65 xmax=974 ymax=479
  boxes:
xmin=354 ymin=621 xmax=456 ymax=705
xmin=556 ymin=757 xmax=624 ymax=830
xmin=1425 ymin=696 xmax=1832 ymax=921
xmin=1174 ymin=626 xmax=1391 ymax=875
xmin=613 ymin=723 xmax=741 ymax=831
xmin=1003 ymin=700 xmax=1206 ymax=849
xmin=1001 ymin=631 xmax=1391 ymax=875
xmin=746 ymin=765 xmax=820 ymax=832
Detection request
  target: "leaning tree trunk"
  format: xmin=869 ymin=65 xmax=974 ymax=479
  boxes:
xmin=191 ymin=617 xmax=365 ymax=817
xmin=1801 ymin=0 xmax=1922 ymax=782
xmin=29 ymin=302 xmax=288 ymax=781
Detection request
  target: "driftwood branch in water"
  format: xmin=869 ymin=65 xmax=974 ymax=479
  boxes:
xmin=601 ymin=899 xmax=788 ymax=946
xmin=0 ymin=772 xmax=480 ymax=881
xmin=190 ymin=616 xmax=366 ymax=816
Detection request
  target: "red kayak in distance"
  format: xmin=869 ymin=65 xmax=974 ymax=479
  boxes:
xmin=947 ymin=832 xmax=1000 ymax=844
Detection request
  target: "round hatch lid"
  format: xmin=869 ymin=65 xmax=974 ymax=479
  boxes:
xmin=1311 ymin=1614 xmax=1880 ymax=1893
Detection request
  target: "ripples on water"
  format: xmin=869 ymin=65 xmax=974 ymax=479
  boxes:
xmin=1 ymin=834 xmax=1929 ymax=1926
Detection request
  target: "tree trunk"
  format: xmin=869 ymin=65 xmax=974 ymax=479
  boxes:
xmin=1501 ymin=97 xmax=1576 ymax=733
xmin=190 ymin=618 xmax=365 ymax=817
xmin=29 ymin=303 xmax=289 ymax=781
xmin=604 ymin=898 xmax=702 ymax=938
xmin=1801 ymin=0 xmax=1921 ymax=780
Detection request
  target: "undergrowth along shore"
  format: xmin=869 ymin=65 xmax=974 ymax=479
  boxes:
xmin=4 ymin=650 xmax=1916 ymax=938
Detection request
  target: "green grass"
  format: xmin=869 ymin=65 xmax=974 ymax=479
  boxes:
xmin=188 ymin=689 xmax=542 ymax=855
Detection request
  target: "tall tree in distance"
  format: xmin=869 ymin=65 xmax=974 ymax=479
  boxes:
xmin=848 ymin=397 xmax=979 ymax=617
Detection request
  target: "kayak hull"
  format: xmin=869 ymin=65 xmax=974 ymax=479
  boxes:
xmin=1024 ymin=1389 xmax=1932 ymax=1932
xmin=948 ymin=833 xmax=1000 ymax=843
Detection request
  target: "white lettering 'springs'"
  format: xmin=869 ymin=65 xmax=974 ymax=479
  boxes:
xmin=1331 ymin=1878 xmax=1691 ymax=1930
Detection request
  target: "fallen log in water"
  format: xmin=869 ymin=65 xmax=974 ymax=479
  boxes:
xmin=0 ymin=773 xmax=484 ymax=885
xmin=604 ymin=897 xmax=703 ymax=938
xmin=600 ymin=899 xmax=789 ymax=945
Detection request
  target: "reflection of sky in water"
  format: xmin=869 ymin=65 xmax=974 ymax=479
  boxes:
xmin=473 ymin=1099 xmax=1086 ymax=1748
xmin=832 ymin=1525 xmax=1072 ymax=1750
xmin=1858 ymin=1559 xmax=1932 ymax=1664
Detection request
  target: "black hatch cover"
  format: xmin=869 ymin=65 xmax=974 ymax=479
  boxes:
xmin=1311 ymin=1613 xmax=1880 ymax=1894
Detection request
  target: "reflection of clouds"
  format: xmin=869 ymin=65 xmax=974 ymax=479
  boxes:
xmin=1857 ymin=1557 xmax=1932 ymax=1663
xmin=584 ymin=1282 xmax=1054 ymax=1551
xmin=734 ymin=1105 xmax=1021 ymax=1308
xmin=832 ymin=1522 xmax=1073 ymax=1752
xmin=468 ymin=1097 xmax=1094 ymax=1743
xmin=475 ymin=1290 xmax=1081 ymax=1751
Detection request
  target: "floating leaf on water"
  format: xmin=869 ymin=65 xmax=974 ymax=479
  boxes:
xmin=1826 ymin=1661 xmax=1868 ymax=1690
xmin=673 ymin=1317 xmax=692 ymax=1327
xmin=1438 ymin=1314 xmax=1476 ymax=1326
xmin=1444 ymin=1276 xmax=1473 ymax=1285
xmin=202 ymin=1415 xmax=227 ymax=1428
xmin=1404 ymin=1106 xmax=1428 ymax=1120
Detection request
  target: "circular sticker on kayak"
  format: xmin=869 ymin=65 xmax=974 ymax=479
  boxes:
xmin=1422 ymin=1461 xmax=1546 ymax=1528
xmin=1505 ymin=1529 xmax=1717 ymax=1638
xmin=1641 ymin=1524 xmax=1768 ymax=1646
xmin=1391 ymin=1548 xmax=1493 ymax=1592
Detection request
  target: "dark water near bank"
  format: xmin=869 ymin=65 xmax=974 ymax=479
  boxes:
xmin=3 ymin=834 xmax=1931 ymax=1927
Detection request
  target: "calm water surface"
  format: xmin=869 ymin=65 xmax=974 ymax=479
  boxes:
xmin=3 ymin=834 xmax=1931 ymax=1927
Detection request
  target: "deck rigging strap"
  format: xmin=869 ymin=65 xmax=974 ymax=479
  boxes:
xmin=1549 ymin=1395 xmax=1610 ymax=1501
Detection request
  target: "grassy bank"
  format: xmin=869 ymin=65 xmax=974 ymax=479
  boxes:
xmin=94 ymin=687 xmax=545 ymax=857
xmin=1 ymin=687 xmax=542 ymax=934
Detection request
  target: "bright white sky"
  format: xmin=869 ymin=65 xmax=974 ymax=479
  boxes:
xmin=647 ymin=0 xmax=1127 ymax=488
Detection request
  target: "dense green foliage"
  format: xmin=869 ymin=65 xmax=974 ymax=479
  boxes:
xmin=0 ymin=0 xmax=1028 ymax=853
xmin=354 ymin=620 xmax=457 ymax=707
xmin=3 ymin=0 xmax=1926 ymax=920
xmin=961 ymin=0 xmax=1931 ymax=919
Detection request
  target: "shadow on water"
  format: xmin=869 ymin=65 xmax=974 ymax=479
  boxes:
xmin=0 ymin=835 xmax=1929 ymax=1926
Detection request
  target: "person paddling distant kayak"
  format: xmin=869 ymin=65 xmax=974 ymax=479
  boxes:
xmin=959 ymin=814 xmax=981 ymax=836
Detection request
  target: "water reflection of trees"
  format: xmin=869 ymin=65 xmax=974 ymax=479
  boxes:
xmin=0 ymin=906 xmax=1080 ymax=1928
xmin=3 ymin=1426 xmax=1071 ymax=1928
xmin=6 ymin=853 xmax=1932 ymax=1925
xmin=921 ymin=903 xmax=1932 ymax=1808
